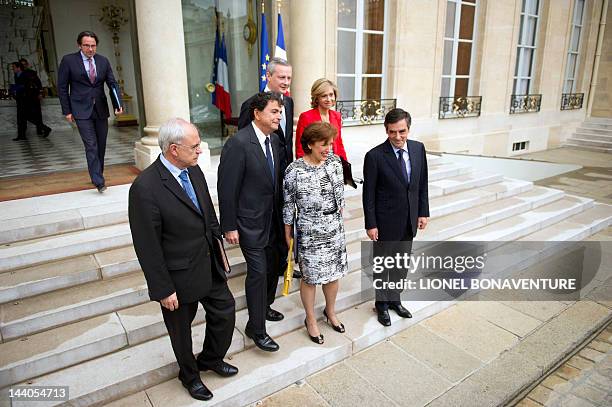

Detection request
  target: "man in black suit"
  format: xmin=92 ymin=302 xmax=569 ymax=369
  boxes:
xmin=128 ymin=118 xmax=237 ymax=401
xmin=218 ymin=92 xmax=286 ymax=352
xmin=10 ymin=61 xmax=51 ymax=141
xmin=238 ymin=57 xmax=294 ymax=280
xmin=362 ymin=108 xmax=430 ymax=326
xmin=19 ymin=58 xmax=51 ymax=138
xmin=57 ymin=31 xmax=123 ymax=193
xmin=238 ymin=57 xmax=293 ymax=171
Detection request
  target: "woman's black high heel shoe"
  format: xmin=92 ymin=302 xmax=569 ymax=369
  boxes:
xmin=323 ymin=309 xmax=345 ymax=333
xmin=304 ymin=319 xmax=324 ymax=344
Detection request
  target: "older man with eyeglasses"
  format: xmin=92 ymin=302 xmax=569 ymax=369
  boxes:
xmin=128 ymin=118 xmax=237 ymax=401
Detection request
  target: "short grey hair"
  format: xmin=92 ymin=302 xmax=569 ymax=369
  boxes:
xmin=267 ymin=57 xmax=291 ymax=75
xmin=158 ymin=118 xmax=194 ymax=154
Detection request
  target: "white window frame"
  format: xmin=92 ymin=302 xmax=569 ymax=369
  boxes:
xmin=563 ymin=0 xmax=585 ymax=93
xmin=337 ymin=0 xmax=388 ymax=100
xmin=513 ymin=0 xmax=541 ymax=95
xmin=441 ymin=0 xmax=478 ymax=97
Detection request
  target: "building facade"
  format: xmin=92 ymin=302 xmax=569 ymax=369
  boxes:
xmin=0 ymin=0 xmax=610 ymax=174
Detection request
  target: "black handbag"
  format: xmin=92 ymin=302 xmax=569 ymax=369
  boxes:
xmin=340 ymin=156 xmax=359 ymax=188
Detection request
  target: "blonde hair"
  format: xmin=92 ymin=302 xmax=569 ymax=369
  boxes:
xmin=310 ymin=78 xmax=339 ymax=108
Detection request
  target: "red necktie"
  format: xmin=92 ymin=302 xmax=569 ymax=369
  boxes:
xmin=87 ymin=58 xmax=96 ymax=84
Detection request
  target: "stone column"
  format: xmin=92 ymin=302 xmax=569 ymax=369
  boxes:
xmin=289 ymin=0 xmax=327 ymax=114
xmin=133 ymin=0 xmax=210 ymax=170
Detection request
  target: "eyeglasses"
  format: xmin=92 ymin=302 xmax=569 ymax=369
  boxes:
xmin=174 ymin=143 xmax=202 ymax=152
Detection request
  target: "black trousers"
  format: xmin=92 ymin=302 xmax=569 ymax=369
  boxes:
xmin=374 ymin=228 xmax=414 ymax=311
xmin=16 ymin=97 xmax=49 ymax=138
xmin=161 ymin=270 xmax=236 ymax=385
xmin=75 ymin=109 xmax=108 ymax=187
xmin=240 ymin=220 xmax=282 ymax=334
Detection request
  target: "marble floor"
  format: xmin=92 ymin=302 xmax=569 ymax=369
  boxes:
xmin=0 ymin=125 xmax=141 ymax=179
xmin=0 ymin=123 xmax=227 ymax=179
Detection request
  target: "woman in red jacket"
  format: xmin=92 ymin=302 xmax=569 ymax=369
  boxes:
xmin=295 ymin=78 xmax=348 ymax=161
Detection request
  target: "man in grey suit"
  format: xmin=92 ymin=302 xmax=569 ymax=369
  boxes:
xmin=362 ymin=108 xmax=430 ymax=326
xmin=58 ymin=31 xmax=123 ymax=193
xmin=218 ymin=92 xmax=285 ymax=352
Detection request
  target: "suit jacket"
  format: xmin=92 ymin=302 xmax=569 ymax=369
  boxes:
xmin=238 ymin=93 xmax=294 ymax=170
xmin=218 ymin=123 xmax=284 ymax=249
xmin=57 ymin=51 xmax=122 ymax=119
xmin=128 ymin=157 xmax=225 ymax=303
xmin=362 ymin=139 xmax=430 ymax=241
xmin=295 ymin=108 xmax=347 ymax=161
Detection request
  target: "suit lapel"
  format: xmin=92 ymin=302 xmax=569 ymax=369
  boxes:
xmin=248 ymin=126 xmax=274 ymax=187
xmin=407 ymin=140 xmax=418 ymax=186
xmin=382 ymin=140 xmax=406 ymax=186
xmin=156 ymin=159 xmax=203 ymax=216
xmin=188 ymin=167 xmax=208 ymax=221
xmin=75 ymin=52 xmax=89 ymax=82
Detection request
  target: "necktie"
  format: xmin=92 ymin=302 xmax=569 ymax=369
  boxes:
xmin=397 ymin=150 xmax=409 ymax=186
xmin=87 ymin=58 xmax=96 ymax=84
xmin=178 ymin=170 xmax=202 ymax=214
xmin=265 ymin=136 xmax=275 ymax=184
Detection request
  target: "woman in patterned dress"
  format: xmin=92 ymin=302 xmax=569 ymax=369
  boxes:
xmin=283 ymin=122 xmax=348 ymax=344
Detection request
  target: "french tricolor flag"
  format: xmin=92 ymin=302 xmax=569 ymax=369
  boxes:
xmin=214 ymin=32 xmax=232 ymax=118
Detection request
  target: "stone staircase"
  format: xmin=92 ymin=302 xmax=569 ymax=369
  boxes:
xmin=564 ymin=117 xmax=612 ymax=153
xmin=0 ymin=155 xmax=611 ymax=407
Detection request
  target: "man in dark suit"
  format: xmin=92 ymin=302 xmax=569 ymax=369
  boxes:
xmin=362 ymin=108 xmax=430 ymax=326
xmin=218 ymin=92 xmax=286 ymax=352
xmin=10 ymin=61 xmax=51 ymax=141
xmin=19 ymin=58 xmax=51 ymax=138
xmin=238 ymin=57 xmax=293 ymax=171
xmin=57 ymin=31 xmax=123 ymax=193
xmin=238 ymin=57 xmax=294 ymax=280
xmin=128 ymin=118 xmax=237 ymax=401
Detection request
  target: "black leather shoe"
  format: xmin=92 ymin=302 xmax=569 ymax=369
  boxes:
xmin=97 ymin=184 xmax=107 ymax=193
xmin=389 ymin=303 xmax=412 ymax=318
xmin=12 ymin=136 xmax=26 ymax=141
xmin=197 ymin=360 xmax=238 ymax=377
xmin=245 ymin=327 xmax=280 ymax=352
xmin=377 ymin=308 xmax=391 ymax=326
xmin=42 ymin=126 xmax=52 ymax=138
xmin=266 ymin=307 xmax=284 ymax=321
xmin=182 ymin=379 xmax=213 ymax=401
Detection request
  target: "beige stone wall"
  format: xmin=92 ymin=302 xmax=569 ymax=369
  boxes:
xmin=591 ymin=0 xmax=612 ymax=117
xmin=278 ymin=0 xmax=608 ymax=155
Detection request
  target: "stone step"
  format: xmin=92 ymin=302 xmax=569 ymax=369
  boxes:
xmin=429 ymin=172 xmax=503 ymax=198
xmin=7 ymin=195 xmax=605 ymax=405
xmin=574 ymin=131 xmax=612 ymax=142
xmin=583 ymin=118 xmax=612 ymax=129
xmin=0 ymin=176 xmax=527 ymax=304
xmin=6 ymin=274 xmax=445 ymax=407
xmin=0 ymin=223 xmax=132 ymax=273
xmin=519 ymin=203 xmax=612 ymax=241
xmin=451 ymin=195 xmax=593 ymax=241
xmin=0 ymin=185 xmax=561 ymax=385
xmin=421 ymin=186 xmax=564 ymax=241
xmin=0 ymin=183 xmax=555 ymax=341
xmin=0 ymin=243 xmax=365 ymax=388
xmin=575 ymin=127 xmax=612 ymax=137
xmin=0 ymin=273 xmax=148 ymax=341
xmin=0 ymin=160 xmax=461 ymax=249
xmin=562 ymin=142 xmax=612 ymax=154
xmin=565 ymin=137 xmax=612 ymax=149
xmin=429 ymin=178 xmax=532 ymax=218
xmin=82 ymin=216 xmax=612 ymax=407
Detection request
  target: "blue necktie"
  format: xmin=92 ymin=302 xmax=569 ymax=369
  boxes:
xmin=179 ymin=170 xmax=202 ymax=214
xmin=397 ymin=150 xmax=409 ymax=186
xmin=265 ymin=136 xmax=275 ymax=184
